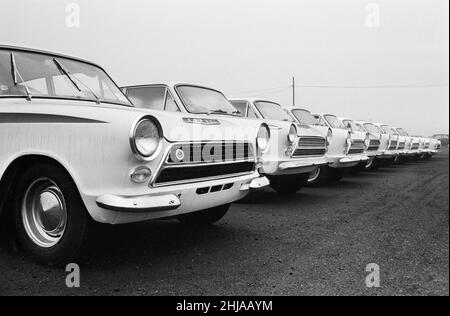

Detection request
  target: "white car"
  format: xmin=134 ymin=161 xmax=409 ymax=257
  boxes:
xmin=374 ymin=123 xmax=403 ymax=165
xmin=395 ymin=127 xmax=422 ymax=159
xmin=229 ymin=98 xmax=330 ymax=194
xmin=0 ymin=46 xmax=269 ymax=265
xmin=342 ymin=119 xmax=383 ymax=171
xmin=120 ymin=85 xmax=329 ymax=194
xmin=288 ymin=109 xmax=368 ymax=183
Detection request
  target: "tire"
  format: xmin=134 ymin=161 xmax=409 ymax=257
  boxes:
xmin=308 ymin=166 xmax=344 ymax=186
xmin=269 ymin=174 xmax=309 ymax=195
xmin=13 ymin=164 xmax=92 ymax=266
xmin=369 ymin=158 xmax=381 ymax=171
xmin=178 ymin=204 xmax=230 ymax=227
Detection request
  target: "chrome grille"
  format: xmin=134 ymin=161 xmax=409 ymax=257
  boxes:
xmin=292 ymin=136 xmax=327 ymax=157
xmin=348 ymin=139 xmax=365 ymax=155
xmin=367 ymin=139 xmax=381 ymax=151
xmin=389 ymin=141 xmax=398 ymax=150
xmin=166 ymin=142 xmax=254 ymax=164
xmin=154 ymin=142 xmax=255 ymax=186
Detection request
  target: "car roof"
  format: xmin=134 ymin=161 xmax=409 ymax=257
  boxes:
xmin=122 ymin=82 xmax=227 ymax=95
xmin=229 ymin=97 xmax=283 ymax=106
xmin=0 ymin=44 xmax=103 ymax=70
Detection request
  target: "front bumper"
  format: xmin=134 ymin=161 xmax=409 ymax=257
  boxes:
xmin=262 ymin=156 xmax=330 ymax=176
xmin=329 ymin=154 xmax=369 ymax=168
xmin=86 ymin=172 xmax=267 ymax=224
xmin=377 ymin=150 xmax=396 ymax=159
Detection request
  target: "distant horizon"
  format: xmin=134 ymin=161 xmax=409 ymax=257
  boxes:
xmin=1 ymin=0 xmax=448 ymax=136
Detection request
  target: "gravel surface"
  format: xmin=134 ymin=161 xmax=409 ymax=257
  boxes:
xmin=0 ymin=150 xmax=448 ymax=296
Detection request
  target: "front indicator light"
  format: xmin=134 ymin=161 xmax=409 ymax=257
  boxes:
xmin=130 ymin=166 xmax=152 ymax=183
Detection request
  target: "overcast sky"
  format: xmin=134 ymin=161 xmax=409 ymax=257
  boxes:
xmin=1 ymin=0 xmax=448 ymax=135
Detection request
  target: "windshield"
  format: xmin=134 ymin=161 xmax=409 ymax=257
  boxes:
xmin=254 ymin=101 xmax=293 ymax=121
xmin=175 ymin=85 xmax=237 ymax=115
xmin=0 ymin=49 xmax=131 ymax=106
xmin=324 ymin=115 xmax=346 ymax=129
xmin=364 ymin=123 xmax=381 ymax=134
xmin=396 ymin=128 xmax=408 ymax=136
xmin=343 ymin=119 xmax=363 ymax=132
xmin=291 ymin=109 xmax=319 ymax=125
xmin=380 ymin=125 xmax=393 ymax=134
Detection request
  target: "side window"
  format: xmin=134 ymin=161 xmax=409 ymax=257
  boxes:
xmin=127 ymin=86 xmax=166 ymax=110
xmin=247 ymin=105 xmax=259 ymax=119
xmin=164 ymin=91 xmax=180 ymax=112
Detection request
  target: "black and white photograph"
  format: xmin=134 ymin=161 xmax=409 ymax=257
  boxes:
xmin=0 ymin=0 xmax=448 ymax=300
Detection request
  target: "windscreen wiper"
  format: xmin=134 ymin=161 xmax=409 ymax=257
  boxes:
xmin=10 ymin=52 xmax=32 ymax=101
xmin=53 ymin=58 xmax=102 ymax=104
xmin=207 ymin=109 xmax=228 ymax=115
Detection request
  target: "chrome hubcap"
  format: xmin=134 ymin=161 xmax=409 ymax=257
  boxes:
xmin=21 ymin=178 xmax=67 ymax=248
xmin=308 ymin=168 xmax=321 ymax=182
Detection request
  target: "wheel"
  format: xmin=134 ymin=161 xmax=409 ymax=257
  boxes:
xmin=13 ymin=164 xmax=92 ymax=266
xmin=368 ymin=158 xmax=381 ymax=171
xmin=308 ymin=168 xmax=321 ymax=183
xmin=178 ymin=204 xmax=230 ymax=227
xmin=269 ymin=174 xmax=309 ymax=195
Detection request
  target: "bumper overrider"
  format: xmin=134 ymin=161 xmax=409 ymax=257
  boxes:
xmin=262 ymin=156 xmax=330 ymax=176
xmin=92 ymin=172 xmax=268 ymax=224
xmin=328 ymin=154 xmax=369 ymax=168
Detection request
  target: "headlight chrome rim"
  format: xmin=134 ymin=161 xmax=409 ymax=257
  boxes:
xmin=256 ymin=123 xmax=271 ymax=153
xmin=287 ymin=124 xmax=297 ymax=144
xmin=130 ymin=116 xmax=163 ymax=161
xmin=326 ymin=128 xmax=333 ymax=147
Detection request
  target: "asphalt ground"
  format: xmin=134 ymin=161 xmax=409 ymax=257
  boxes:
xmin=0 ymin=150 xmax=448 ymax=296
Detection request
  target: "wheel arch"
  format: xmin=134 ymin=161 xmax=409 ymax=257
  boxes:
xmin=0 ymin=154 xmax=83 ymax=219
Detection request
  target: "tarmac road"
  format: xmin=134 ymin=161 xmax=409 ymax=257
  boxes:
xmin=0 ymin=150 xmax=448 ymax=296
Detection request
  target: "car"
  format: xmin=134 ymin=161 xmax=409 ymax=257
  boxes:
xmin=120 ymin=85 xmax=329 ymax=195
xmin=374 ymin=123 xmax=403 ymax=165
xmin=288 ymin=109 xmax=368 ymax=184
xmin=432 ymin=134 xmax=448 ymax=147
xmin=395 ymin=127 xmax=422 ymax=160
xmin=341 ymin=119 xmax=383 ymax=171
xmin=228 ymin=98 xmax=330 ymax=194
xmin=352 ymin=121 xmax=393 ymax=170
xmin=411 ymin=135 xmax=434 ymax=160
xmin=0 ymin=46 xmax=269 ymax=265
xmin=386 ymin=127 xmax=408 ymax=163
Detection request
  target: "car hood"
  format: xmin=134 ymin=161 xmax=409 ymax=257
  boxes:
xmin=1 ymin=100 xmax=261 ymax=144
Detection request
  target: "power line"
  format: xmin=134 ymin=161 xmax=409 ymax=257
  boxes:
xmin=294 ymin=83 xmax=449 ymax=89
xmin=230 ymin=85 xmax=291 ymax=95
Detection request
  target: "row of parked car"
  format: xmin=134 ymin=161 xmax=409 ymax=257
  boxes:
xmin=0 ymin=46 xmax=442 ymax=265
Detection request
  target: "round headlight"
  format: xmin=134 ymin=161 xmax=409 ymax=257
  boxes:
xmin=288 ymin=124 xmax=297 ymax=144
xmin=326 ymin=128 xmax=333 ymax=146
xmin=131 ymin=118 xmax=162 ymax=159
xmin=345 ymin=131 xmax=352 ymax=154
xmin=365 ymin=133 xmax=371 ymax=150
xmin=257 ymin=123 xmax=270 ymax=152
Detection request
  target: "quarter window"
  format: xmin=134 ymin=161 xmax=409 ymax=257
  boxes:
xmin=229 ymin=101 xmax=248 ymax=117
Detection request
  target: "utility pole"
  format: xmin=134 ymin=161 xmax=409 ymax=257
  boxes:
xmin=292 ymin=76 xmax=296 ymax=107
